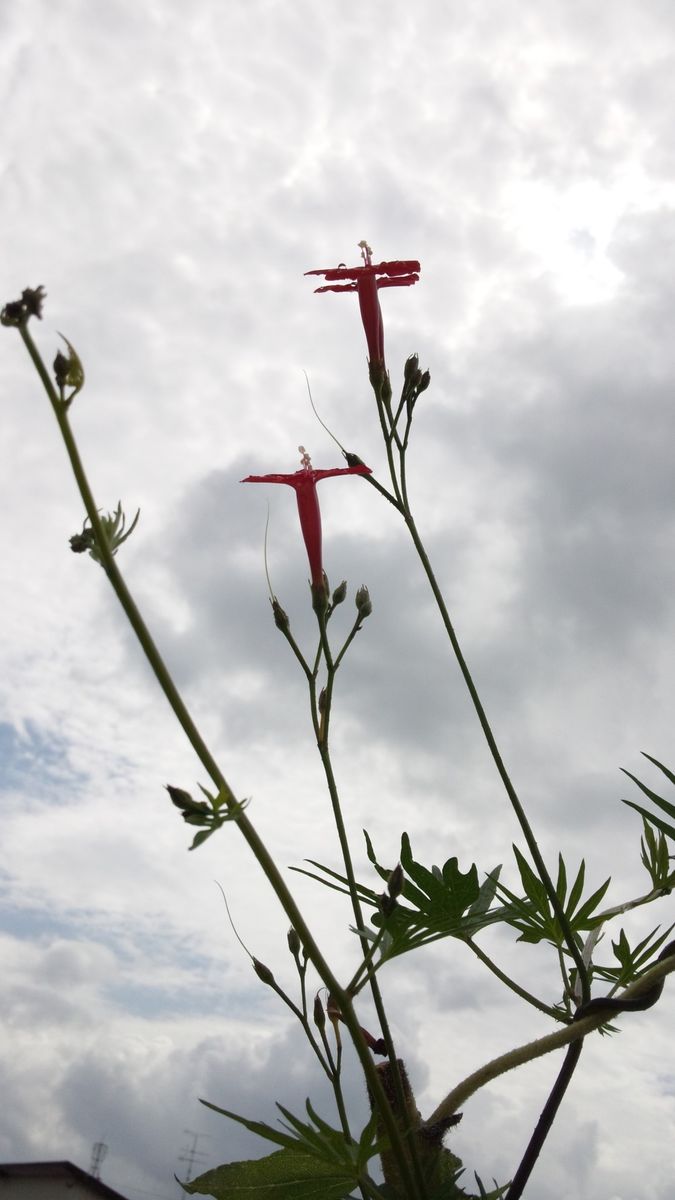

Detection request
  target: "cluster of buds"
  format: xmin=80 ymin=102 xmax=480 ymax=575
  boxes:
xmin=1 ymin=286 xmax=46 ymax=327
xmin=69 ymin=501 xmax=140 ymax=566
xmin=166 ymin=782 xmax=247 ymax=849
xmin=402 ymin=352 xmax=431 ymax=422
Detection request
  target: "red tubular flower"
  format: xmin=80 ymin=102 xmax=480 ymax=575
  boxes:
xmin=305 ymin=240 xmax=420 ymax=368
xmin=242 ymin=447 xmax=371 ymax=591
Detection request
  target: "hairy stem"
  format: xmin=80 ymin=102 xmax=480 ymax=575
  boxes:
xmin=425 ymin=949 xmax=675 ymax=1125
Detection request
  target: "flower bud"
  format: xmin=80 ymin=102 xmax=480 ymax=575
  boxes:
xmin=324 ymin=994 xmax=342 ymax=1048
xmin=379 ymin=890 xmax=398 ymax=917
xmin=311 ymin=577 xmax=329 ymax=616
xmin=271 ymin=598 xmax=290 ymax=631
xmin=252 ymin=958 xmax=275 ymax=987
xmin=53 ymin=335 xmax=85 ymax=402
xmin=313 ymin=993 xmax=326 ymax=1030
xmin=418 ymin=369 xmax=431 ymax=393
xmin=69 ymin=529 xmax=96 ymax=555
xmin=332 ymin=580 xmax=347 ymax=606
xmin=387 ymin=863 xmax=404 ymax=900
xmin=287 ymin=927 xmax=301 ymax=957
xmin=404 ymin=353 xmax=420 ymax=382
xmin=53 ymin=351 xmax=71 ymax=390
xmin=355 ymin=584 xmax=372 ymax=619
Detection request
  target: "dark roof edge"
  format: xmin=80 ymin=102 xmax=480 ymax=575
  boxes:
xmin=0 ymin=1161 xmax=131 ymax=1200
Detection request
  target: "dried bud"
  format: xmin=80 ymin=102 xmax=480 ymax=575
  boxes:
xmin=379 ymin=891 xmax=398 ymax=918
xmin=318 ymin=687 xmax=327 ymax=714
xmin=252 ymin=958 xmax=275 ymax=987
xmin=355 ymin=584 xmax=372 ymax=619
xmin=69 ymin=503 xmax=139 ymax=567
xmin=287 ymin=927 xmax=301 ymax=957
xmin=331 ymin=579 xmax=347 ymax=606
xmin=313 ymin=993 xmax=326 ymax=1030
xmin=54 ymin=351 xmax=71 ymax=389
xmin=271 ymin=597 xmax=290 ymax=631
xmin=1 ymin=300 xmax=25 ymax=327
xmin=360 ymin=1027 xmax=388 ymax=1056
xmin=69 ymin=529 xmax=96 ymax=555
xmin=22 ymin=287 xmax=46 ymax=319
xmin=1 ymin=286 xmax=46 ymax=327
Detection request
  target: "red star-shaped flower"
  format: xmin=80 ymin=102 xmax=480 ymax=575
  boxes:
xmin=306 ymin=241 xmax=420 ymax=368
xmin=242 ymin=447 xmax=371 ymax=592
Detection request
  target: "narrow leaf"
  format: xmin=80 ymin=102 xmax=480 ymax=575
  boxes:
xmin=622 ymin=800 xmax=675 ymax=842
xmin=641 ymin=752 xmax=675 ymax=788
xmin=621 ymin=770 xmax=675 ymax=821
xmin=566 ymin=859 xmax=586 ymax=918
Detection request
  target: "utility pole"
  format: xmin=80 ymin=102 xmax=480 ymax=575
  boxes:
xmin=177 ymin=1130 xmax=208 ymax=1191
xmin=90 ymin=1142 xmax=108 ymax=1180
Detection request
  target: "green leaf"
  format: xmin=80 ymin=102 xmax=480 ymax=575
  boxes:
xmin=200 ymin=1098 xmax=382 ymax=1182
xmin=621 ymin=769 xmax=675 ymax=822
xmin=622 ymin=800 xmax=675 ymax=843
xmin=593 ymin=922 xmax=675 ymax=989
xmin=498 ymin=848 xmax=609 ymax=949
xmin=295 ymin=834 xmax=505 ymax=961
xmin=565 ymin=859 xmax=586 ymax=918
xmin=572 ymin=875 xmax=611 ymax=925
xmin=182 ymin=1148 xmax=356 ymax=1199
xmin=512 ymin=845 xmax=550 ymax=916
xmin=640 ymin=752 xmax=675 ymax=790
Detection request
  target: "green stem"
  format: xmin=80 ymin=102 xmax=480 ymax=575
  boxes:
xmin=314 ymin=734 xmax=428 ymax=1197
xmin=364 ymin=458 xmax=589 ymax=1001
xmin=347 ymin=927 xmax=387 ymax=995
xmin=466 ymin=938 xmax=562 ymax=1021
xmin=310 ymin=616 xmax=428 ymax=1198
xmin=18 ymin=321 xmax=424 ymax=1200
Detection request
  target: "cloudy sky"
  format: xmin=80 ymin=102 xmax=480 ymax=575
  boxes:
xmin=2 ymin=1 xmax=675 ymax=1197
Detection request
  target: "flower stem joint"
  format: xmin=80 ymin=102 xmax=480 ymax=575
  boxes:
xmin=305 ymin=241 xmax=420 ymax=378
xmin=242 ymin=447 xmax=371 ymax=603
